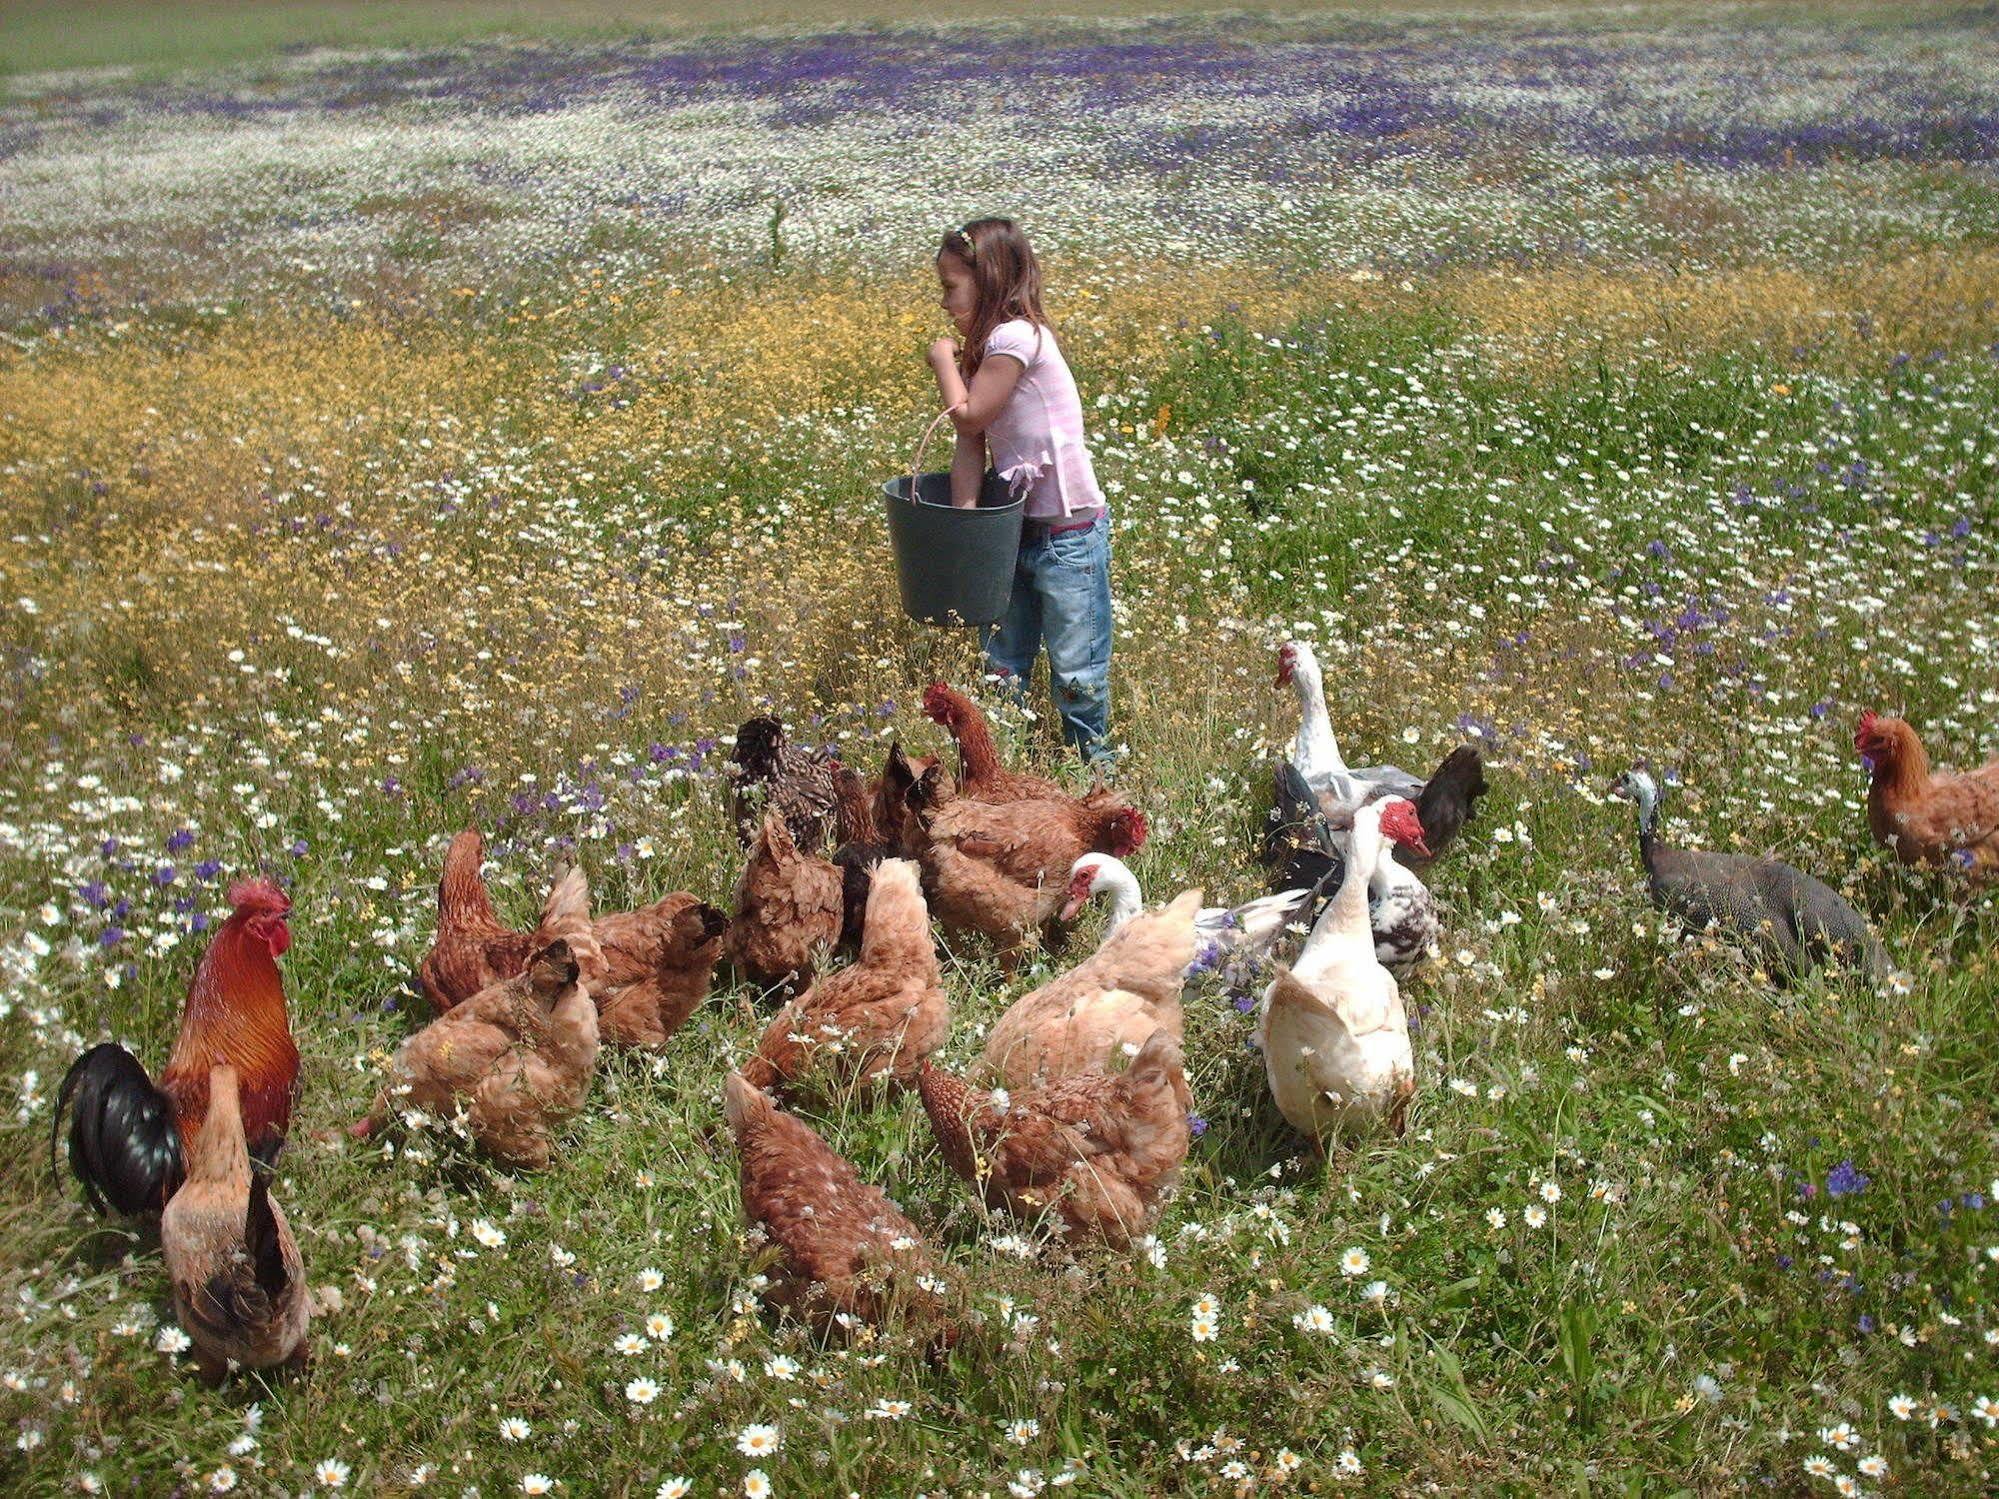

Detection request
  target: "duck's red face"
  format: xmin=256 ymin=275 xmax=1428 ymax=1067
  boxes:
xmin=1377 ymin=798 xmax=1432 ymax=858
xmin=1058 ymin=863 xmax=1100 ymax=923
xmin=1275 ymin=643 xmax=1297 ymax=688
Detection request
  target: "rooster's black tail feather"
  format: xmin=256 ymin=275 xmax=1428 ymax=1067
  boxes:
xmin=52 ymin=1043 xmax=183 ymax=1216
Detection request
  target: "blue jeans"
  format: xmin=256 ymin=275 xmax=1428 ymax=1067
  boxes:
xmin=984 ymin=509 xmax=1113 ymax=759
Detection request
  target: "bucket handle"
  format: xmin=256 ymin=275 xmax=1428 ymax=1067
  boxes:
xmin=904 ymin=405 xmax=961 ymax=505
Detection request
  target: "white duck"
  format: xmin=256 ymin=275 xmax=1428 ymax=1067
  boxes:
xmin=1258 ymin=797 xmax=1424 ymax=1144
xmin=1060 ymin=854 xmax=1313 ymax=975
xmin=1276 ymin=640 xmax=1424 ymax=807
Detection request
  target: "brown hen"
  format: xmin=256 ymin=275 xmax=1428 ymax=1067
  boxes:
xmin=724 ymin=1073 xmax=953 ymax=1342
xmin=590 ymin=894 xmax=731 ymax=1049
xmin=417 ymin=830 xmax=594 ymax=1013
xmin=874 ymin=742 xmax=951 ymax=856
xmin=923 ymin=681 xmax=1067 ymax=802
xmin=161 ymin=1064 xmax=311 ymax=1384
xmin=355 ymin=940 xmax=599 ymax=1171
xmin=919 ymin=1029 xmax=1190 ymax=1249
xmin=910 ymin=766 xmax=1148 ymax=970
xmin=728 ymin=811 xmax=845 ymax=992
xmin=742 ymin=859 xmax=948 ymax=1096
xmin=1857 ymin=711 xmax=1999 ymax=883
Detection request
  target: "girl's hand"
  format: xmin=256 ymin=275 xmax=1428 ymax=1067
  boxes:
xmin=928 ymin=336 xmax=960 ymax=368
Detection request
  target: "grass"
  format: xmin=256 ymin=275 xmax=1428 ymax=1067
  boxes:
xmin=2 ymin=3 xmax=1999 ymax=1495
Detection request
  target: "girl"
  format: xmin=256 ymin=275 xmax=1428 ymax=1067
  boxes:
xmin=927 ymin=217 xmax=1114 ymax=762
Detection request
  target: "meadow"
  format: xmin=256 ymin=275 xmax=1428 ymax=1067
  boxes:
xmin=2 ymin=2 xmax=1998 ymax=1493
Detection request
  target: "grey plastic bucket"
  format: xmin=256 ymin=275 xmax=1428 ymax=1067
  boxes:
xmin=882 ymin=470 xmax=1023 ymax=627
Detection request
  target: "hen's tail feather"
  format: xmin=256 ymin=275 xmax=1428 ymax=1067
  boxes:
xmin=246 ymin=1168 xmax=290 ymax=1296
xmin=52 ymin=1043 xmax=184 ymax=1215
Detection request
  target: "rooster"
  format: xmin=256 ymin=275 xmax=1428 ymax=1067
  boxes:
xmin=53 ymin=879 xmax=298 ymax=1216
xmin=1856 ymin=711 xmax=1999 ymax=882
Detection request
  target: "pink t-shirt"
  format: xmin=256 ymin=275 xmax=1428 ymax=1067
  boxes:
xmin=983 ymin=318 xmax=1106 ymax=520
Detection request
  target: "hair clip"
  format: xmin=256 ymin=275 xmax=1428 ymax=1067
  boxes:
xmin=954 ymin=227 xmax=976 ymax=259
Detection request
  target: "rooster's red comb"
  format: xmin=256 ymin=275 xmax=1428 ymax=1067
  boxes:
xmin=226 ymin=878 xmax=291 ymax=917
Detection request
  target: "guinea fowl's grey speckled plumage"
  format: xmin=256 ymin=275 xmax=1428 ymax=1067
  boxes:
xmin=1617 ymin=769 xmax=1889 ymax=983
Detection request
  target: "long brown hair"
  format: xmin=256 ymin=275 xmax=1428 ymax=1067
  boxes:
xmin=938 ymin=217 xmax=1049 ymax=378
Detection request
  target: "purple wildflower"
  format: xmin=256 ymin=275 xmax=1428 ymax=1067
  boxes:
xmin=1826 ymin=1160 xmax=1870 ymax=1197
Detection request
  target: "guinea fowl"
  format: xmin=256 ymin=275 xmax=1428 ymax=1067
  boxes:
xmin=728 ymin=715 xmax=842 ymax=854
xmin=1275 ymin=640 xmax=1422 ymax=807
xmin=1610 ymin=766 xmax=1893 ymax=984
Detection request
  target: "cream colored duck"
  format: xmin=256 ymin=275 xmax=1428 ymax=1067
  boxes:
xmin=1258 ymin=797 xmax=1424 ymax=1143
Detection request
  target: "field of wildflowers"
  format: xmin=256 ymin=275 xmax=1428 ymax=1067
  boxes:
xmin=4 ymin=2 xmax=1999 ymax=1493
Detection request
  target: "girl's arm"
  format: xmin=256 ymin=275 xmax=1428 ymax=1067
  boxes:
xmin=929 ymin=338 xmax=1025 ymax=435
xmin=947 ymin=427 xmax=986 ymax=509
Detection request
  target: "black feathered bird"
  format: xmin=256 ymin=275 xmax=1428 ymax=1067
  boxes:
xmin=727 ymin=715 xmax=841 ymax=853
xmin=1262 ymin=758 xmax=1344 ymax=897
xmin=1396 ymin=745 xmax=1489 ymax=871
